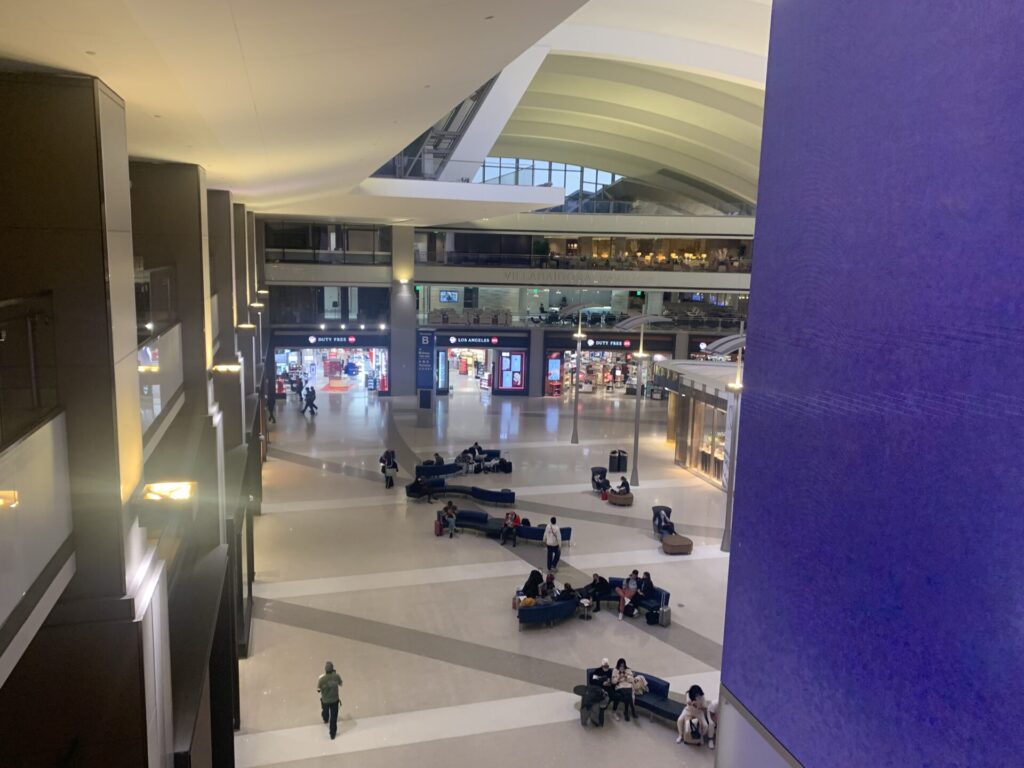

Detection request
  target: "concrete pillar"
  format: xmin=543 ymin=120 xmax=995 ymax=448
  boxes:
xmin=0 ymin=71 xmax=156 ymax=766
xmin=207 ymin=190 xmax=237 ymax=356
xmin=528 ymin=326 xmax=545 ymax=397
xmin=232 ymin=203 xmax=250 ymax=326
xmin=130 ymin=161 xmax=213 ymax=410
xmin=674 ymin=331 xmax=689 ymax=361
xmin=389 ymin=227 xmax=416 ymax=397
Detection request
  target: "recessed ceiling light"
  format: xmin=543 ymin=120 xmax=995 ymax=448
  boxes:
xmin=153 ymin=114 xmax=162 ymax=118
xmin=424 ymin=84 xmax=431 ymax=89
xmin=85 ymin=50 xmax=96 ymax=55
xmin=485 ymin=15 xmax=494 ymax=20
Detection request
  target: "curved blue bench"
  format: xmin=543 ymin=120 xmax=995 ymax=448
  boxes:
xmin=515 ymin=525 xmax=572 ymax=544
xmin=584 ymin=669 xmax=683 ymax=721
xmin=406 ymin=481 xmax=515 ymax=505
xmin=518 ymin=597 xmax=579 ymax=629
xmin=415 ymin=462 xmax=465 ymax=478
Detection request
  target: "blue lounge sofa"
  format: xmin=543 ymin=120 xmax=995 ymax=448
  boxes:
xmin=515 ymin=524 xmax=572 ymax=545
xmin=518 ymin=597 xmax=579 ymax=629
xmin=407 ymin=480 xmax=515 ymax=505
xmin=584 ymin=669 xmax=684 ymax=721
xmin=415 ymin=462 xmax=465 ymax=478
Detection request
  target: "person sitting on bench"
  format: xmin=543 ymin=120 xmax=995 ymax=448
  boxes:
xmin=556 ymin=583 xmax=578 ymax=601
xmin=432 ymin=452 xmax=444 ymax=466
xmin=610 ymin=476 xmax=630 ymax=496
xmin=499 ymin=510 xmax=520 ymax=546
xmin=469 ymin=441 xmax=483 ymax=457
xmin=412 ymin=476 xmax=436 ymax=502
xmin=579 ymin=573 xmax=611 ymax=612
xmin=539 ymin=572 xmax=560 ymax=601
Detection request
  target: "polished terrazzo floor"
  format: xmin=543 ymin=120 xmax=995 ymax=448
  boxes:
xmin=238 ymin=385 xmax=727 ymax=767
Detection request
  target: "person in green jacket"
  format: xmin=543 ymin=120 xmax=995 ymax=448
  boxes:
xmin=317 ymin=661 xmax=343 ymax=739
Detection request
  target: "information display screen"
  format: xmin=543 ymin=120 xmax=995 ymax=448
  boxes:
xmin=499 ymin=351 xmax=525 ymax=391
xmin=439 ymin=290 xmax=459 ymax=303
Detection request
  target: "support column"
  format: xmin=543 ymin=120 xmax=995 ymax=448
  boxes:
xmin=208 ymin=190 xmax=237 ymax=356
xmin=390 ymin=226 xmax=417 ymax=397
xmin=0 ymin=72 xmax=158 ymax=766
xmin=528 ymin=326 xmax=544 ymax=397
xmin=130 ymin=161 xmax=213 ymax=409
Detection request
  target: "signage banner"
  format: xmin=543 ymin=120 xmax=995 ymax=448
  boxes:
xmin=544 ymin=332 xmax=676 ymax=353
xmin=434 ymin=332 xmax=529 ymax=348
xmin=416 ymin=330 xmax=435 ymax=390
xmin=273 ymin=331 xmax=389 ymax=348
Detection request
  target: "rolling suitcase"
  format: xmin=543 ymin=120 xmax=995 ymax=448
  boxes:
xmin=658 ymin=593 xmax=671 ymax=626
xmin=434 ymin=519 xmax=443 ymax=537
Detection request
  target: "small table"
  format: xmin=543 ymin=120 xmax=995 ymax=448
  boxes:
xmin=578 ymin=598 xmax=593 ymax=620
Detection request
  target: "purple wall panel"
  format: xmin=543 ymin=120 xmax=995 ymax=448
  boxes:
xmin=722 ymin=3 xmax=1024 ymax=767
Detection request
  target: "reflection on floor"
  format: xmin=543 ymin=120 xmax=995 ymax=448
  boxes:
xmin=238 ymin=388 xmax=726 ymax=767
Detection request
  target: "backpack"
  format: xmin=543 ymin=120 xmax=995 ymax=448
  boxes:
xmin=521 ymin=518 xmax=531 ymax=527
xmin=623 ymin=604 xmax=636 ymax=618
xmin=646 ymin=610 xmax=660 ymax=625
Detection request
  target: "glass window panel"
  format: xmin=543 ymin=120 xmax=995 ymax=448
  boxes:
xmin=472 ymin=167 xmax=484 ymax=183
xmin=564 ymin=170 xmax=581 ymax=193
xmin=517 ymin=158 xmax=533 ymax=169
xmin=518 ymin=168 xmax=534 ymax=186
xmin=566 ymin=164 xmax=581 ymax=173
xmin=550 ymin=169 xmax=564 ymax=188
xmin=597 ymin=170 xmax=612 ymax=186
xmin=534 ymin=167 xmax=550 ymax=186
xmin=552 ymin=162 xmax=565 ymax=171
xmin=484 ymin=164 xmax=501 ymax=182
xmin=583 ymin=167 xmax=596 ymax=183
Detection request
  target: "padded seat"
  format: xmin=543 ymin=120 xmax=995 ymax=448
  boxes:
xmin=662 ymin=534 xmax=693 ymax=555
xmin=518 ymin=598 xmax=579 ymax=628
xmin=607 ymin=491 xmax=634 ymax=506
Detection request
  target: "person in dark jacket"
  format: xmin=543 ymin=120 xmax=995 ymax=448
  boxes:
xmin=636 ymin=571 xmax=657 ymax=606
xmin=301 ymin=386 xmax=318 ymax=415
xmin=521 ymin=570 xmax=543 ymax=599
xmin=579 ymin=573 xmax=611 ymax=612
xmin=539 ymin=572 xmax=559 ymax=600
xmin=266 ymin=387 xmax=277 ymax=423
xmin=611 ymin=476 xmax=630 ymax=495
xmin=556 ymin=583 xmax=578 ymax=602
xmin=589 ymin=658 xmax=614 ymax=689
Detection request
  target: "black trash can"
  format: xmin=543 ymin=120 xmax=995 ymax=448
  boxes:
xmin=617 ymin=450 xmax=628 ymax=473
xmin=608 ymin=451 xmax=619 ymax=472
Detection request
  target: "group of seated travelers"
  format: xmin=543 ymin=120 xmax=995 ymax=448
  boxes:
xmin=586 ymin=660 xmax=717 ymax=748
xmin=593 ymin=474 xmax=630 ymax=496
xmin=518 ymin=568 xmax=657 ymax=621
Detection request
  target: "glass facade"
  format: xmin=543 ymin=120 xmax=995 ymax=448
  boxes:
xmin=471 ymin=156 xmax=755 ymax=216
xmin=414 ymin=231 xmax=753 ymax=273
xmin=268 ymin=285 xmax=390 ymax=326
xmin=263 ymin=220 xmax=392 ymax=264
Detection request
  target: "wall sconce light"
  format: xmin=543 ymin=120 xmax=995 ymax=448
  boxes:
xmin=360 ymin=324 xmax=366 ymax=330
xmin=249 ymin=302 xmax=265 ymax=309
xmin=399 ymin=278 xmax=409 ymax=285
xmin=211 ymin=363 xmax=242 ymax=374
xmin=237 ymin=323 xmax=256 ymax=330
xmin=137 ymin=364 xmax=160 ymax=374
xmin=726 ymin=381 xmax=744 ymax=392
xmin=340 ymin=324 xmax=347 ymax=330
xmin=379 ymin=323 xmax=386 ymax=330
xmin=319 ymin=323 xmax=326 ymax=330
xmin=136 ymin=481 xmax=197 ymax=527
xmin=256 ymin=288 xmax=269 ymax=296
xmin=0 ymin=490 xmax=19 ymax=509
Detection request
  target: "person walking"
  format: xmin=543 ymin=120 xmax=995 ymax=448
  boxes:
xmin=544 ymin=517 xmax=562 ymax=571
xmin=316 ymin=661 xmax=343 ymax=740
xmin=302 ymin=386 xmax=318 ymax=416
xmin=266 ymin=387 xmax=277 ymax=424
xmin=382 ymin=451 xmax=398 ymax=489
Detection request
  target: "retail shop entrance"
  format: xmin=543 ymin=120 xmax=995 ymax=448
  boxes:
xmin=543 ymin=331 xmax=675 ymax=397
xmin=433 ymin=331 xmax=530 ymax=396
xmin=272 ymin=331 xmax=390 ymax=396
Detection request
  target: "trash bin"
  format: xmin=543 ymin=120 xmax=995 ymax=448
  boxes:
xmin=609 ymin=450 xmax=628 ymax=473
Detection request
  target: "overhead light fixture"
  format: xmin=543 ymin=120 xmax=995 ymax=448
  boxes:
xmin=144 ymin=322 xmax=154 ymax=331
xmin=256 ymin=288 xmax=269 ymax=296
xmin=211 ymin=363 xmax=242 ymax=374
xmin=340 ymin=324 xmax=346 ymax=330
xmin=379 ymin=323 xmax=386 ymax=331
xmin=0 ymin=491 xmax=19 ymax=509
xmin=360 ymin=324 xmax=366 ymax=330
xmin=249 ymin=301 xmax=265 ymax=309
xmin=726 ymin=381 xmax=744 ymax=392
xmin=399 ymin=278 xmax=409 ymax=285
xmin=319 ymin=323 xmax=326 ymax=330
xmin=237 ymin=323 xmax=256 ymax=330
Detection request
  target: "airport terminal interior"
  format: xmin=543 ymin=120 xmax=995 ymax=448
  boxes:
xmin=0 ymin=1 xmax=1019 ymax=767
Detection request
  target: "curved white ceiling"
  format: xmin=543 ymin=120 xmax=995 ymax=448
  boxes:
xmin=0 ymin=0 xmax=586 ymax=212
xmin=491 ymin=0 xmax=770 ymax=204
